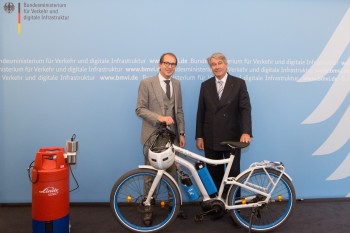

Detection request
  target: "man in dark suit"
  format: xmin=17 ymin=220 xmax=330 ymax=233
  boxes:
xmin=196 ymin=52 xmax=252 ymax=192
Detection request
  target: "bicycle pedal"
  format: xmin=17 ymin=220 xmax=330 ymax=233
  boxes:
xmin=194 ymin=208 xmax=217 ymax=222
xmin=194 ymin=214 xmax=204 ymax=222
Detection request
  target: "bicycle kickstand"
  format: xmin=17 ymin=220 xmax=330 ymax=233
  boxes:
xmin=248 ymin=207 xmax=261 ymax=233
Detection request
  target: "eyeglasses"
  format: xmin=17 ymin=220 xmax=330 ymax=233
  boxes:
xmin=162 ymin=61 xmax=177 ymax=67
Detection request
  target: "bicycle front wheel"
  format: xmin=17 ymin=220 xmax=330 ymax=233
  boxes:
xmin=110 ymin=168 xmax=180 ymax=233
xmin=227 ymin=168 xmax=296 ymax=232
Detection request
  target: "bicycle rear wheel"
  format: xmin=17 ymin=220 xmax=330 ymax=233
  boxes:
xmin=227 ymin=168 xmax=296 ymax=232
xmin=110 ymin=168 xmax=180 ymax=233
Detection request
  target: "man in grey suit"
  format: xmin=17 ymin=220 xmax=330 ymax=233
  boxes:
xmin=136 ymin=52 xmax=186 ymax=224
xmin=136 ymin=52 xmax=185 ymax=147
xmin=196 ymin=52 xmax=252 ymax=194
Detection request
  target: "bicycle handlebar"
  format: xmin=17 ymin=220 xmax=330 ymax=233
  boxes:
xmin=156 ymin=121 xmax=176 ymax=140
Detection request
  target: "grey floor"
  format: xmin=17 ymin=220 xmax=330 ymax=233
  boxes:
xmin=1 ymin=199 xmax=349 ymax=233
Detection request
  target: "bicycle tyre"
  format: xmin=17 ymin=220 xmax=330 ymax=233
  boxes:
xmin=110 ymin=168 xmax=180 ymax=233
xmin=227 ymin=168 xmax=296 ymax=232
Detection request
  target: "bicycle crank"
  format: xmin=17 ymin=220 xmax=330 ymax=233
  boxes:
xmin=196 ymin=200 xmax=226 ymax=221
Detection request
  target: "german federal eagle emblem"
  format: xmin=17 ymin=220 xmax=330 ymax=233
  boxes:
xmin=3 ymin=2 xmax=15 ymax=13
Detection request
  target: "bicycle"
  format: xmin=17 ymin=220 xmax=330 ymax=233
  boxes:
xmin=110 ymin=123 xmax=296 ymax=232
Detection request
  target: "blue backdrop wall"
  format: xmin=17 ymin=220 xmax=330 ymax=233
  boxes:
xmin=1 ymin=0 xmax=350 ymax=202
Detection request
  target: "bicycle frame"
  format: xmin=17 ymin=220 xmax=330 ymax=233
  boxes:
xmin=141 ymin=144 xmax=292 ymax=211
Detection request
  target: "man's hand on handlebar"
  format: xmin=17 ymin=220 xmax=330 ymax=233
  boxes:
xmin=158 ymin=116 xmax=174 ymax=125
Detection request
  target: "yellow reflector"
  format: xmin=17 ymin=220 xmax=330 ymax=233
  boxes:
xmin=242 ymin=198 xmax=247 ymax=204
xmin=127 ymin=195 xmax=132 ymax=203
xmin=278 ymin=194 xmax=282 ymax=202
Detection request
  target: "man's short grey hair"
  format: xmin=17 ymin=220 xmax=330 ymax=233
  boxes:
xmin=207 ymin=52 xmax=228 ymax=65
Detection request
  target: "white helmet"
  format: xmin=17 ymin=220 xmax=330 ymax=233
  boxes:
xmin=148 ymin=143 xmax=175 ymax=170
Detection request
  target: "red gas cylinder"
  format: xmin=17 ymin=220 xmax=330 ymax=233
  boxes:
xmin=32 ymin=147 xmax=70 ymax=233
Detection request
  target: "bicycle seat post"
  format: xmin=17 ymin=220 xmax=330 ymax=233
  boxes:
xmin=230 ymin=147 xmax=237 ymax=157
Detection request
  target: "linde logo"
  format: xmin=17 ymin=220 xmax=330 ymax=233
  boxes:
xmin=39 ymin=187 xmax=59 ymax=196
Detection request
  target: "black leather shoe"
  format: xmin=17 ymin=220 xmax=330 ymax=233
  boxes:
xmin=177 ymin=208 xmax=188 ymax=219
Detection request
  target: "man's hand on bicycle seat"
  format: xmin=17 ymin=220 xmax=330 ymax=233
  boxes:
xmin=240 ymin=133 xmax=251 ymax=143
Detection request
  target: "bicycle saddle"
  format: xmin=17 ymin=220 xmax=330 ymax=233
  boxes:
xmin=220 ymin=141 xmax=250 ymax=148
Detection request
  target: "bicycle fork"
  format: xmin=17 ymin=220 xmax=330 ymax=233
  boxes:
xmin=143 ymin=170 xmax=164 ymax=206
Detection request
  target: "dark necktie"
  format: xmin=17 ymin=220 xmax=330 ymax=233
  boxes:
xmin=164 ymin=80 xmax=170 ymax=99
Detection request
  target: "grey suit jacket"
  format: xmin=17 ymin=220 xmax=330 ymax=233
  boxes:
xmin=136 ymin=74 xmax=185 ymax=144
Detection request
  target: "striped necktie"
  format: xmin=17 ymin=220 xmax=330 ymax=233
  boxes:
xmin=217 ymin=80 xmax=223 ymax=99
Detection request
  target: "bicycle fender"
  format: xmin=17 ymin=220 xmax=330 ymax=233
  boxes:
xmin=139 ymin=165 xmax=183 ymax=204
xmin=281 ymin=170 xmax=293 ymax=181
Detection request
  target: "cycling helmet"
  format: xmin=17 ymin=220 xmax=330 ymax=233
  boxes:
xmin=148 ymin=143 xmax=175 ymax=170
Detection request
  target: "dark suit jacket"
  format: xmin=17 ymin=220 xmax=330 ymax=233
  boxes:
xmin=196 ymin=74 xmax=252 ymax=151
